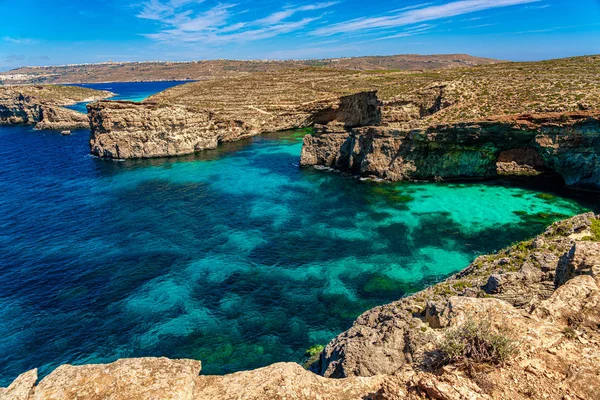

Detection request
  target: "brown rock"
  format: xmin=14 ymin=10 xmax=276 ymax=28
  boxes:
xmin=0 ymin=369 xmax=37 ymax=400
xmin=32 ymin=358 xmax=201 ymax=400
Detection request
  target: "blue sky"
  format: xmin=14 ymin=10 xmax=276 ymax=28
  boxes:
xmin=1 ymin=0 xmax=599 ymax=70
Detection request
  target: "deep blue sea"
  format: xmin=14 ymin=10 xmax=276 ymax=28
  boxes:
xmin=1 ymin=81 xmax=598 ymax=386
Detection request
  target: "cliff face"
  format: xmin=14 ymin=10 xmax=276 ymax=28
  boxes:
xmin=0 ymin=86 xmax=112 ymax=130
xmin=301 ymin=111 xmax=600 ymax=190
xmin=3 ymin=214 xmax=599 ymax=400
xmin=88 ymin=91 xmax=380 ymax=159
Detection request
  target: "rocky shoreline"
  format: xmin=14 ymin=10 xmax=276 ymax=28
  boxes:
xmin=2 ymin=213 xmax=599 ymax=399
xmin=0 ymin=85 xmax=112 ymax=130
xmin=300 ymin=111 xmax=600 ymax=191
xmin=87 ymin=91 xmax=380 ymax=159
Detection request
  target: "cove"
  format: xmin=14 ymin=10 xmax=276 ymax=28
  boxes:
xmin=0 ymin=82 xmax=598 ymax=386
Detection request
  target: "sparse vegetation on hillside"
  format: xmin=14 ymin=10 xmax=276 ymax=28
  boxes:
xmin=146 ymin=55 xmax=600 ymax=130
xmin=1 ymin=84 xmax=113 ymax=105
xmin=1 ymin=54 xmax=498 ymax=85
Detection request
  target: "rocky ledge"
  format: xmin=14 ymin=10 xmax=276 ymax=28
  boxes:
xmin=0 ymin=86 xmax=112 ymax=130
xmin=87 ymin=90 xmax=380 ymax=159
xmin=301 ymin=111 xmax=600 ymax=191
xmin=3 ymin=213 xmax=599 ymax=399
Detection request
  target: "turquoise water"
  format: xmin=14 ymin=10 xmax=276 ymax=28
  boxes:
xmin=0 ymin=82 xmax=598 ymax=386
xmin=65 ymin=81 xmax=191 ymax=112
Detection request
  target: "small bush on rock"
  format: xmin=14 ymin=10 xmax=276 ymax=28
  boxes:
xmin=437 ymin=320 xmax=517 ymax=367
xmin=583 ymin=218 xmax=600 ymax=241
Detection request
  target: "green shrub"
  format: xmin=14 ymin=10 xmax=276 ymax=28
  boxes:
xmin=437 ymin=320 xmax=517 ymax=367
xmin=585 ymin=219 xmax=600 ymax=241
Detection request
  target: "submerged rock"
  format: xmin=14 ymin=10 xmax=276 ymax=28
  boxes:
xmin=3 ymin=214 xmax=600 ymax=399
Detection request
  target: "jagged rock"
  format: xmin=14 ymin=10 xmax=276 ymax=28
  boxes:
xmin=314 ymin=213 xmax=599 ymax=379
xmin=0 ymin=369 xmax=37 ymax=400
xmin=88 ymin=91 xmax=380 ymax=159
xmin=555 ymin=241 xmax=600 ymax=287
xmin=300 ymin=111 xmax=600 ymax=190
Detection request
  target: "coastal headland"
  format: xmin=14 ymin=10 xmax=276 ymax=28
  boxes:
xmin=1 ymin=54 xmax=600 ymax=399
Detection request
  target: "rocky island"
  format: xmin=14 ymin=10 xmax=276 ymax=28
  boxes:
xmin=0 ymin=85 xmax=112 ymax=130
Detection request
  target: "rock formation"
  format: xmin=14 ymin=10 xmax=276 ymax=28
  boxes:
xmin=87 ymin=91 xmax=380 ymax=159
xmin=301 ymin=111 xmax=600 ymax=190
xmin=0 ymin=86 xmax=112 ymax=130
xmin=3 ymin=213 xmax=599 ymax=399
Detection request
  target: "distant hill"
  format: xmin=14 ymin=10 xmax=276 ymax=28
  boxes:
xmin=0 ymin=54 xmax=499 ymax=85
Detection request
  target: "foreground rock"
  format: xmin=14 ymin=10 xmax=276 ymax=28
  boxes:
xmin=3 ymin=213 xmax=599 ymax=399
xmin=301 ymin=111 xmax=600 ymax=190
xmin=0 ymin=85 xmax=112 ymax=130
xmin=88 ymin=91 xmax=380 ymax=159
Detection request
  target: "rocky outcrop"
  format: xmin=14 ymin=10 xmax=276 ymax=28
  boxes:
xmin=312 ymin=213 xmax=600 ymax=380
xmin=88 ymin=91 xmax=380 ymax=159
xmin=3 ymin=214 xmax=599 ymax=399
xmin=0 ymin=86 xmax=111 ymax=130
xmin=301 ymin=111 xmax=600 ymax=190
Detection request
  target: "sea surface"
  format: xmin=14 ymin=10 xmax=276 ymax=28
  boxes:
xmin=1 ymin=81 xmax=598 ymax=386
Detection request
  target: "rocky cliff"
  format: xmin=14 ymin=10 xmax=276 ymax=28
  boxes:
xmin=301 ymin=111 xmax=600 ymax=191
xmin=88 ymin=91 xmax=380 ymax=159
xmin=3 ymin=213 xmax=599 ymax=399
xmin=0 ymin=86 xmax=112 ymax=130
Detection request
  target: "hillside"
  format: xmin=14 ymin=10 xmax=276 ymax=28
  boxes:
xmin=147 ymin=55 xmax=600 ymax=129
xmin=0 ymin=54 xmax=498 ymax=85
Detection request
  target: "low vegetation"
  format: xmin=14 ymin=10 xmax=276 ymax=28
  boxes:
xmin=437 ymin=320 xmax=518 ymax=367
xmin=583 ymin=218 xmax=600 ymax=241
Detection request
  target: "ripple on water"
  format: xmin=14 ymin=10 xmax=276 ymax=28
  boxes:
xmin=0 ymin=84 xmax=599 ymax=385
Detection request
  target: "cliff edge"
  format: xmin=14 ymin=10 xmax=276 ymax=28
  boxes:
xmin=301 ymin=111 xmax=600 ymax=191
xmin=0 ymin=85 xmax=112 ymax=130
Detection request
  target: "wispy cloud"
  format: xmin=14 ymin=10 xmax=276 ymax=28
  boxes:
xmin=3 ymin=36 xmax=37 ymax=45
xmin=374 ymin=24 xmax=436 ymax=41
xmin=526 ymin=4 xmax=550 ymax=9
xmin=138 ymin=0 xmax=336 ymax=44
xmin=255 ymin=2 xmax=338 ymax=25
xmin=311 ymin=0 xmax=540 ymax=36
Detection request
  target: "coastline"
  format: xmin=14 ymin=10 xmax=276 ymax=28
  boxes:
xmin=2 ymin=212 xmax=599 ymax=399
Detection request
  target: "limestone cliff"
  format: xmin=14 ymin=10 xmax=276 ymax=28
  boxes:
xmin=0 ymin=86 xmax=112 ymax=130
xmin=3 ymin=213 xmax=599 ymax=399
xmin=87 ymin=91 xmax=380 ymax=159
xmin=301 ymin=111 xmax=600 ymax=191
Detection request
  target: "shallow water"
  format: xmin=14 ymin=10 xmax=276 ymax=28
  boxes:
xmin=0 ymin=82 xmax=598 ymax=385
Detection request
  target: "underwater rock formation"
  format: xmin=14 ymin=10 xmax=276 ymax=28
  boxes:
xmin=3 ymin=213 xmax=599 ymax=399
xmin=301 ymin=111 xmax=600 ymax=190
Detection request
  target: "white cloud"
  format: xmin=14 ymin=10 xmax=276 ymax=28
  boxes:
xmin=3 ymin=36 xmax=37 ymax=45
xmin=374 ymin=24 xmax=436 ymax=41
xmin=138 ymin=1 xmax=336 ymax=44
xmin=311 ymin=0 xmax=540 ymax=36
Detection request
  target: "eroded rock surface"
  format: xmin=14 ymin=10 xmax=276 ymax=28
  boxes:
xmin=3 ymin=214 xmax=599 ymax=399
xmin=88 ymin=91 xmax=380 ymax=159
xmin=301 ymin=111 xmax=600 ymax=190
xmin=0 ymin=86 xmax=111 ymax=130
